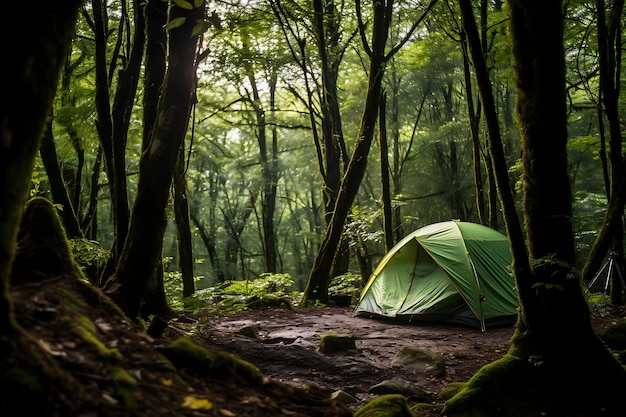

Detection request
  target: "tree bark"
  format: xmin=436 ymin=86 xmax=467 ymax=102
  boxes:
xmin=581 ymin=0 xmax=626 ymax=294
xmin=105 ymin=0 xmax=204 ymax=319
xmin=445 ymin=1 xmax=626 ymax=413
xmin=174 ymin=148 xmax=195 ymax=298
xmin=302 ymin=0 xmax=391 ymax=304
xmin=39 ymin=120 xmax=83 ymax=238
xmin=0 ymin=2 xmax=83 ymax=412
xmin=379 ymin=91 xmax=394 ymax=252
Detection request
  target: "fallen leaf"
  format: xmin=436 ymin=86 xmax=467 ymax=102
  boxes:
xmin=182 ymin=395 xmax=213 ymax=410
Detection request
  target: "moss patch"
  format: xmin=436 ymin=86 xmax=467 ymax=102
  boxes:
xmin=354 ymin=394 xmax=413 ymax=417
xmin=320 ymin=333 xmax=356 ymax=353
xmin=161 ymin=336 xmax=267 ymax=385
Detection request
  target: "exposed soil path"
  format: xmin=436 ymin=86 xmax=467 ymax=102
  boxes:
xmin=195 ymin=306 xmax=514 ymax=409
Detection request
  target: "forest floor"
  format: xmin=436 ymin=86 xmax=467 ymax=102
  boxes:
xmin=193 ymin=305 xmax=514 ymax=409
xmin=8 ymin=275 xmax=621 ymax=417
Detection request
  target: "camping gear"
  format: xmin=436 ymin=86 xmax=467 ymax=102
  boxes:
xmin=354 ymin=221 xmax=518 ymax=330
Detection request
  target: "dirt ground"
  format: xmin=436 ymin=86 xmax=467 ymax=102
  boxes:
xmin=192 ymin=305 xmax=514 ymax=408
xmin=8 ymin=275 xmax=623 ymax=417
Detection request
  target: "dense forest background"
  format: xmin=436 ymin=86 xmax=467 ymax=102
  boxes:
xmin=38 ymin=0 xmax=618 ymax=304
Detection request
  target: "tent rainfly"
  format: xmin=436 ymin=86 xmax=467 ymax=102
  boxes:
xmin=353 ymin=221 xmax=518 ymax=330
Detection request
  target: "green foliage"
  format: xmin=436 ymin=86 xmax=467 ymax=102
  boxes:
xmin=167 ymin=273 xmax=300 ymax=315
xmin=69 ymin=238 xmax=109 ymax=282
xmin=221 ymin=273 xmax=294 ymax=297
xmin=328 ymin=272 xmax=362 ymax=298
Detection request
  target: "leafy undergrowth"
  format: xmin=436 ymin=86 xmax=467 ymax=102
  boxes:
xmin=6 ymin=275 xmax=352 ymax=417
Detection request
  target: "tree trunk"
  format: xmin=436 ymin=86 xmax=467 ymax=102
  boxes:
xmin=445 ymin=1 xmax=626 ymax=414
xmin=190 ymin=207 xmax=225 ymax=283
xmin=302 ymin=0 xmax=391 ymax=304
xmin=39 ymin=120 xmax=83 ymax=238
xmin=105 ymin=0 xmax=204 ymax=319
xmin=311 ymin=0 xmax=349 ymax=282
xmin=0 ymin=1 xmax=83 ymax=412
xmin=174 ymin=148 xmax=195 ymax=298
xmin=461 ymin=36 xmax=485 ymax=225
xmin=581 ymin=0 xmax=626 ymax=294
xmin=379 ymin=91 xmax=394 ymax=252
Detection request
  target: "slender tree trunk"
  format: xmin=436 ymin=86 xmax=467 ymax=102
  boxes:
xmin=461 ymin=36 xmax=485 ymax=225
xmin=105 ymin=0 xmax=204 ymax=319
xmin=40 ymin=121 xmax=83 ymax=238
xmin=190 ymin=208 xmax=225 ymax=283
xmin=174 ymin=148 xmax=195 ymax=298
xmin=582 ymin=0 xmax=626 ymax=296
xmin=81 ymin=146 xmax=103 ymax=239
xmin=379 ymin=91 xmax=394 ymax=251
xmin=302 ymin=0 xmax=391 ymax=304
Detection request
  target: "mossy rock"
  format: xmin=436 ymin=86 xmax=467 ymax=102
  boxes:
xmin=320 ymin=333 xmax=356 ymax=353
xmin=354 ymin=394 xmax=413 ymax=417
xmin=160 ymin=336 xmax=266 ymax=385
xmin=237 ymin=325 xmax=260 ymax=339
xmin=367 ymin=379 xmax=433 ymax=402
xmin=11 ymin=197 xmax=85 ymax=283
xmin=437 ymin=382 xmax=466 ymax=401
xmin=392 ymin=346 xmax=446 ymax=377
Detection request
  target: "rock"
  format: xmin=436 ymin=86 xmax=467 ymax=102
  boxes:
xmin=330 ymin=390 xmax=358 ymax=404
xmin=320 ymin=333 xmax=356 ymax=353
xmin=236 ymin=325 xmax=260 ymax=340
xmin=367 ymin=379 xmax=433 ymax=402
xmin=436 ymin=381 xmax=466 ymax=401
xmin=354 ymin=394 xmax=413 ymax=417
xmin=391 ymin=346 xmax=446 ymax=377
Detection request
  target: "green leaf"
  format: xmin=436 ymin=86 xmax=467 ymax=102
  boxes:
xmin=193 ymin=0 xmax=204 ymax=7
xmin=173 ymin=0 xmax=193 ymax=10
xmin=165 ymin=17 xmax=186 ymax=31
xmin=192 ymin=20 xmax=211 ymax=37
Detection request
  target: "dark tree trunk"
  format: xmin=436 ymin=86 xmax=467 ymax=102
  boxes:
xmin=105 ymin=0 xmax=204 ymax=319
xmin=311 ymin=0 xmax=349 ymax=281
xmin=379 ymin=91 xmax=394 ymax=252
xmin=190 ymin=208 xmax=225 ymax=283
xmin=93 ymin=0 xmax=145 ymax=278
xmin=582 ymin=0 xmax=626 ymax=297
xmin=0 ymin=2 xmax=83 ymax=413
xmin=445 ymin=1 xmax=626 ymax=414
xmin=302 ymin=0 xmax=391 ymax=304
xmin=0 ymin=0 xmax=82 ymax=333
xmin=174 ymin=148 xmax=195 ymax=298
xmin=39 ymin=121 xmax=83 ymax=238
xmin=81 ymin=146 xmax=103 ymax=239
xmin=461 ymin=35 xmax=485 ymax=225
xmin=137 ymin=0 xmax=172 ymax=315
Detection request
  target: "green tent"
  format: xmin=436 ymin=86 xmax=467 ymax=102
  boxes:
xmin=354 ymin=221 xmax=518 ymax=330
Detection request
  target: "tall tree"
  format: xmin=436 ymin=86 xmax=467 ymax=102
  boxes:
xmin=92 ymin=0 xmax=145 ymax=272
xmin=302 ymin=0 xmax=437 ymax=304
xmin=0 ymin=0 xmax=84 ymax=412
xmin=444 ymin=1 xmax=626 ymax=414
xmin=581 ymin=0 xmax=626 ymax=303
xmin=104 ymin=0 xmax=206 ymax=319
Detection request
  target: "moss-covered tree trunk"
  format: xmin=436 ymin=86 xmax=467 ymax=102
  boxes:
xmin=445 ymin=1 xmax=626 ymax=415
xmin=0 ymin=1 xmax=84 ymax=413
xmin=0 ymin=0 xmax=82 ymax=333
xmin=105 ymin=0 xmax=205 ymax=319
